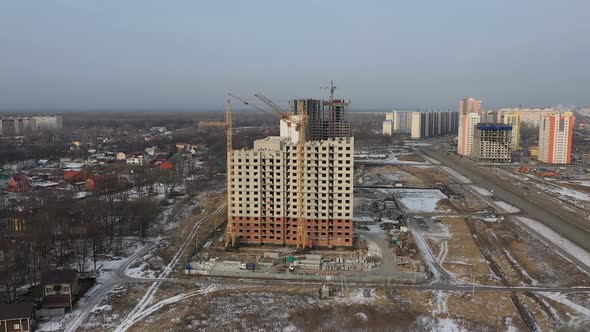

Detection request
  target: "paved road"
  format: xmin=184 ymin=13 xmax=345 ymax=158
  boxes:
xmin=418 ymin=146 xmax=590 ymax=252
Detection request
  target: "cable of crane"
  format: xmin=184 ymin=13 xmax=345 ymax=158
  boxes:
xmin=227 ymin=93 xmax=278 ymax=118
xmin=254 ymin=92 xmax=290 ymax=117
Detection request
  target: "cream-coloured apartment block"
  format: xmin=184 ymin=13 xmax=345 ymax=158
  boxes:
xmin=501 ymin=112 xmax=521 ymax=150
xmin=410 ymin=112 xmax=421 ymax=139
xmin=457 ymin=113 xmax=479 ymax=156
xmin=382 ymin=120 xmax=393 ymax=136
xmin=230 ymin=136 xmax=354 ymax=247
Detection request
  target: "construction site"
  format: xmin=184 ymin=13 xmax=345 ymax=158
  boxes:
xmin=33 ymin=87 xmax=590 ymax=331
xmin=82 ymin=139 xmax=590 ymax=332
xmin=52 ymin=117 xmax=590 ymax=331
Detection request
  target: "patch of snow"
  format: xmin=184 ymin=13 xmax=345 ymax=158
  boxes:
xmin=505 ymin=317 xmax=518 ymax=332
xmin=91 ymin=304 xmax=113 ymax=313
xmin=494 ymin=201 xmax=520 ymax=213
xmin=396 ymin=189 xmax=448 ymax=213
xmin=405 ymin=142 xmax=432 ymax=146
xmin=334 ymin=289 xmax=378 ymax=305
xmin=439 ymin=166 xmax=472 ymax=184
xmin=355 ymin=312 xmax=369 ymax=322
xmin=354 ymin=150 xmax=427 ymax=165
xmin=541 ymin=292 xmax=590 ymax=318
xmin=94 ymin=240 xmax=149 ymax=283
xmin=36 ymin=320 xmax=63 ymax=332
xmin=545 ymin=184 xmax=590 ymax=202
xmin=365 ymin=238 xmax=383 ymax=259
xmin=421 ymin=155 xmax=441 ymax=165
xmin=416 ymin=316 xmax=466 ymax=332
xmin=481 ymin=217 xmax=503 ymax=223
xmin=433 ymin=291 xmax=448 ymax=315
xmin=515 ymin=217 xmax=590 ymax=272
xmin=282 ymin=325 xmax=299 ymax=332
xmin=469 ymin=185 xmax=491 ymax=196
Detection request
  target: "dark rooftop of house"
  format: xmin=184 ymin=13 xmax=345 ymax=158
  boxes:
xmin=0 ymin=302 xmax=34 ymax=320
xmin=41 ymin=294 xmax=71 ymax=309
xmin=42 ymin=269 xmax=78 ymax=285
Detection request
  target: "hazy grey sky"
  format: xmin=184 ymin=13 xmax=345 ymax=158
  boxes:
xmin=0 ymin=0 xmax=588 ymax=111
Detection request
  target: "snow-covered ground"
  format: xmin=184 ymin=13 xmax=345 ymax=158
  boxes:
xmin=570 ymin=180 xmax=590 ymax=188
xmin=469 ymin=185 xmax=491 ymax=196
xmin=355 ymin=151 xmax=427 ymax=165
xmin=421 ymin=155 xmax=441 ymax=165
xmin=334 ymin=289 xmax=381 ymax=305
xmin=37 ymin=320 xmax=67 ymax=332
xmin=515 ymin=217 xmax=590 ymax=272
xmin=439 ymin=166 xmax=472 ymax=184
xmin=544 ymin=184 xmax=590 ymax=202
xmin=541 ymin=292 xmax=590 ymax=329
xmin=494 ymin=201 xmax=520 ymax=213
xmin=396 ymin=189 xmax=448 ymax=213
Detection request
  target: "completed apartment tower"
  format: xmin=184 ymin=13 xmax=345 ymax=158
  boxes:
xmin=538 ymin=112 xmax=574 ymax=164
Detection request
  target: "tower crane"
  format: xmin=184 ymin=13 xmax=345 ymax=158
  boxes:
xmin=228 ymin=93 xmax=276 ymax=118
xmin=227 ymin=91 xmax=310 ymax=249
xmin=254 ymin=92 xmax=290 ymax=117
xmin=199 ymin=99 xmax=236 ymax=247
xmin=321 ymin=80 xmax=337 ymax=101
xmin=294 ymin=102 xmax=309 ymax=250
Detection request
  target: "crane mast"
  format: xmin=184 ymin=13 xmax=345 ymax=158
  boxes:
xmin=199 ymin=99 xmax=236 ymax=247
xmin=222 ymin=91 xmax=309 ymax=249
xmin=224 ymin=99 xmax=235 ymax=247
xmin=295 ymin=102 xmax=309 ymax=250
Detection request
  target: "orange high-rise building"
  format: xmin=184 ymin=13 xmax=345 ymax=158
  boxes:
xmin=538 ymin=112 xmax=574 ymax=164
xmin=459 ymin=97 xmax=482 ymax=116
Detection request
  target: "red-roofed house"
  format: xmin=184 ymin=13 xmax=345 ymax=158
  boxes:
xmin=6 ymin=174 xmax=30 ymax=193
xmin=159 ymin=162 xmax=174 ymax=170
xmin=63 ymin=170 xmax=90 ymax=183
xmin=85 ymin=175 xmax=116 ymax=191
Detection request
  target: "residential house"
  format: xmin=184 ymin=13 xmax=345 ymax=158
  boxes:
xmin=126 ymin=152 xmax=145 ymax=166
xmin=175 ymin=142 xmax=189 ymax=150
xmin=8 ymin=208 xmax=34 ymax=233
xmin=6 ymin=174 xmax=30 ymax=193
xmin=159 ymin=161 xmax=174 ymax=170
xmin=85 ymin=175 xmax=116 ymax=191
xmin=63 ymin=170 xmax=90 ymax=183
xmin=144 ymin=146 xmax=157 ymax=157
xmin=170 ymin=153 xmax=183 ymax=164
xmin=154 ymin=154 xmax=169 ymax=163
xmin=39 ymin=270 xmax=79 ymax=317
xmin=116 ymin=152 xmax=126 ymax=161
xmin=0 ymin=302 xmax=35 ymax=332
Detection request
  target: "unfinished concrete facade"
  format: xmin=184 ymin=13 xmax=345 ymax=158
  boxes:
xmin=292 ymin=99 xmax=351 ymax=141
xmin=229 ymin=135 xmax=354 ymax=247
xmin=471 ymin=124 xmax=513 ymax=163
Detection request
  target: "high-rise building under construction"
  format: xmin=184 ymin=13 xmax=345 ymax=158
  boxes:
xmin=228 ymin=117 xmax=354 ymax=247
xmin=292 ymin=98 xmax=351 ymax=141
